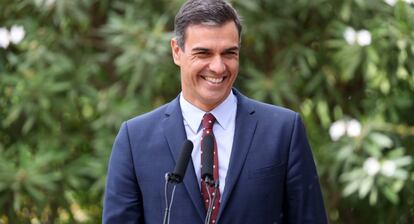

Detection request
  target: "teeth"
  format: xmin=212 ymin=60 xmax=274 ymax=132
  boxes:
xmin=204 ymin=76 xmax=224 ymax=84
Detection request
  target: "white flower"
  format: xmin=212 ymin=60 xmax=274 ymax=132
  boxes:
xmin=343 ymin=27 xmax=356 ymax=45
xmin=346 ymin=119 xmax=362 ymax=137
xmin=363 ymin=157 xmax=381 ymax=176
xmin=45 ymin=0 xmax=56 ymax=7
xmin=0 ymin=27 xmax=10 ymax=49
xmin=381 ymin=160 xmax=397 ymax=177
xmin=385 ymin=0 xmax=397 ymax=6
xmin=329 ymin=118 xmax=362 ymax=140
xmin=356 ymin=30 xmax=372 ymax=46
xmin=344 ymin=27 xmax=372 ymax=46
xmin=329 ymin=120 xmax=347 ymax=141
xmin=385 ymin=0 xmax=414 ymax=6
xmin=9 ymin=25 xmax=25 ymax=44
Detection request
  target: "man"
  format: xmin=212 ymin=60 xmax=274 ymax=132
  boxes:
xmin=103 ymin=0 xmax=327 ymax=223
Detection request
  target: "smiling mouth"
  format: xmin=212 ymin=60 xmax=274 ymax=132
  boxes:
xmin=202 ymin=76 xmax=226 ymax=84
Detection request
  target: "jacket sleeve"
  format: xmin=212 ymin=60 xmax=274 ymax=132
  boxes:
xmin=284 ymin=114 xmax=328 ymax=223
xmin=103 ymin=122 xmax=144 ymax=224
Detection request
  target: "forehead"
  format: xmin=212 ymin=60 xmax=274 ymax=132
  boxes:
xmin=184 ymin=21 xmax=240 ymax=49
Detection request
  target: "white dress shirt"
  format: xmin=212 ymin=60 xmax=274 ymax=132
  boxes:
xmin=179 ymin=91 xmax=237 ymax=196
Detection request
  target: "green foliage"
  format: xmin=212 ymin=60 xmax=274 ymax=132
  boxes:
xmin=1 ymin=0 xmax=414 ymax=223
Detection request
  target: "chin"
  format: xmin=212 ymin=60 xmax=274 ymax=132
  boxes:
xmin=202 ymin=94 xmax=227 ymax=105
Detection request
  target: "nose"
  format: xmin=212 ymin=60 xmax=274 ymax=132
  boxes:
xmin=209 ymin=55 xmax=226 ymax=75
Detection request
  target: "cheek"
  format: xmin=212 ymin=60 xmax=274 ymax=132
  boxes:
xmin=227 ymin=61 xmax=239 ymax=75
xmin=191 ymin=61 xmax=209 ymax=75
xmin=181 ymin=65 xmax=199 ymax=85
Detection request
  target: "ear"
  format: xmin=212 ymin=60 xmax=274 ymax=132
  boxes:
xmin=171 ymin=38 xmax=182 ymax=66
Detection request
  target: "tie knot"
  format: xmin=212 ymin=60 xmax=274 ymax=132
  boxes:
xmin=202 ymin=113 xmax=216 ymax=130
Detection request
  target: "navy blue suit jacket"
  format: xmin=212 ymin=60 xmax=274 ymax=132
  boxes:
xmin=103 ymin=90 xmax=327 ymax=223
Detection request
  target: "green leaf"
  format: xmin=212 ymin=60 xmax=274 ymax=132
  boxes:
xmin=343 ymin=180 xmax=360 ymax=197
xmin=358 ymin=177 xmax=373 ymax=198
xmin=340 ymin=169 xmax=365 ymax=182
xmin=382 ymin=186 xmax=399 ymax=204
xmin=393 ymin=169 xmax=408 ymax=180
xmin=393 ymin=156 xmax=412 ymax=167
xmin=369 ymin=133 xmax=393 ymax=148
xmin=369 ymin=187 xmax=378 ymax=205
xmin=3 ymin=105 xmax=22 ymax=127
xmin=392 ymin=180 xmax=404 ymax=192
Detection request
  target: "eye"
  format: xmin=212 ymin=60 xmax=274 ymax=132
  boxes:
xmin=224 ymin=51 xmax=238 ymax=58
xmin=194 ymin=51 xmax=211 ymax=58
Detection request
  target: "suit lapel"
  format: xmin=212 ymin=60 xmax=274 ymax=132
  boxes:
xmin=218 ymin=90 xmax=258 ymax=221
xmin=162 ymin=97 xmax=205 ymax=222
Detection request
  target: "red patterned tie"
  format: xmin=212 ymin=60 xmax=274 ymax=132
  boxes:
xmin=201 ymin=113 xmax=220 ymax=224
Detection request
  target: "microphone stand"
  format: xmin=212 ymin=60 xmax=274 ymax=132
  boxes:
xmin=204 ymin=178 xmax=220 ymax=224
xmin=163 ymin=173 xmax=178 ymax=224
xmin=163 ymin=140 xmax=194 ymax=224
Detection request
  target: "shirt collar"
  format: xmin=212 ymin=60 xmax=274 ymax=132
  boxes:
xmin=179 ymin=91 xmax=237 ymax=133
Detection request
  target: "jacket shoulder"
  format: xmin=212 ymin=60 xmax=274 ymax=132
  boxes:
xmin=122 ymin=95 xmax=181 ymax=134
xmin=126 ymin=103 xmax=168 ymax=126
xmin=244 ymin=97 xmax=298 ymax=121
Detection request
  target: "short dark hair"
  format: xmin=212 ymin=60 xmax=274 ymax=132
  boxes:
xmin=174 ymin=0 xmax=242 ymax=50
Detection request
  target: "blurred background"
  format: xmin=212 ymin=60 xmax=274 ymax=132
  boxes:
xmin=1 ymin=0 xmax=414 ymax=223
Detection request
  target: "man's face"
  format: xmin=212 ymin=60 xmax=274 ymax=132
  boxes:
xmin=171 ymin=21 xmax=240 ymax=111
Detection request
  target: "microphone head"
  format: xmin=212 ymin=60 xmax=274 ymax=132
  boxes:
xmin=201 ymin=134 xmax=214 ymax=181
xmin=171 ymin=140 xmax=194 ymax=183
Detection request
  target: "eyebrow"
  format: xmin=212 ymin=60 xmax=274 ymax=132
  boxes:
xmin=192 ymin=47 xmax=210 ymax=53
xmin=191 ymin=46 xmax=240 ymax=53
xmin=224 ymin=46 xmax=239 ymax=52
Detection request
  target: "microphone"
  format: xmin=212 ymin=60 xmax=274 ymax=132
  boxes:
xmin=201 ymin=134 xmax=214 ymax=185
xmin=168 ymin=140 xmax=194 ymax=184
xmin=201 ymin=134 xmax=220 ymax=224
xmin=163 ymin=140 xmax=194 ymax=224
